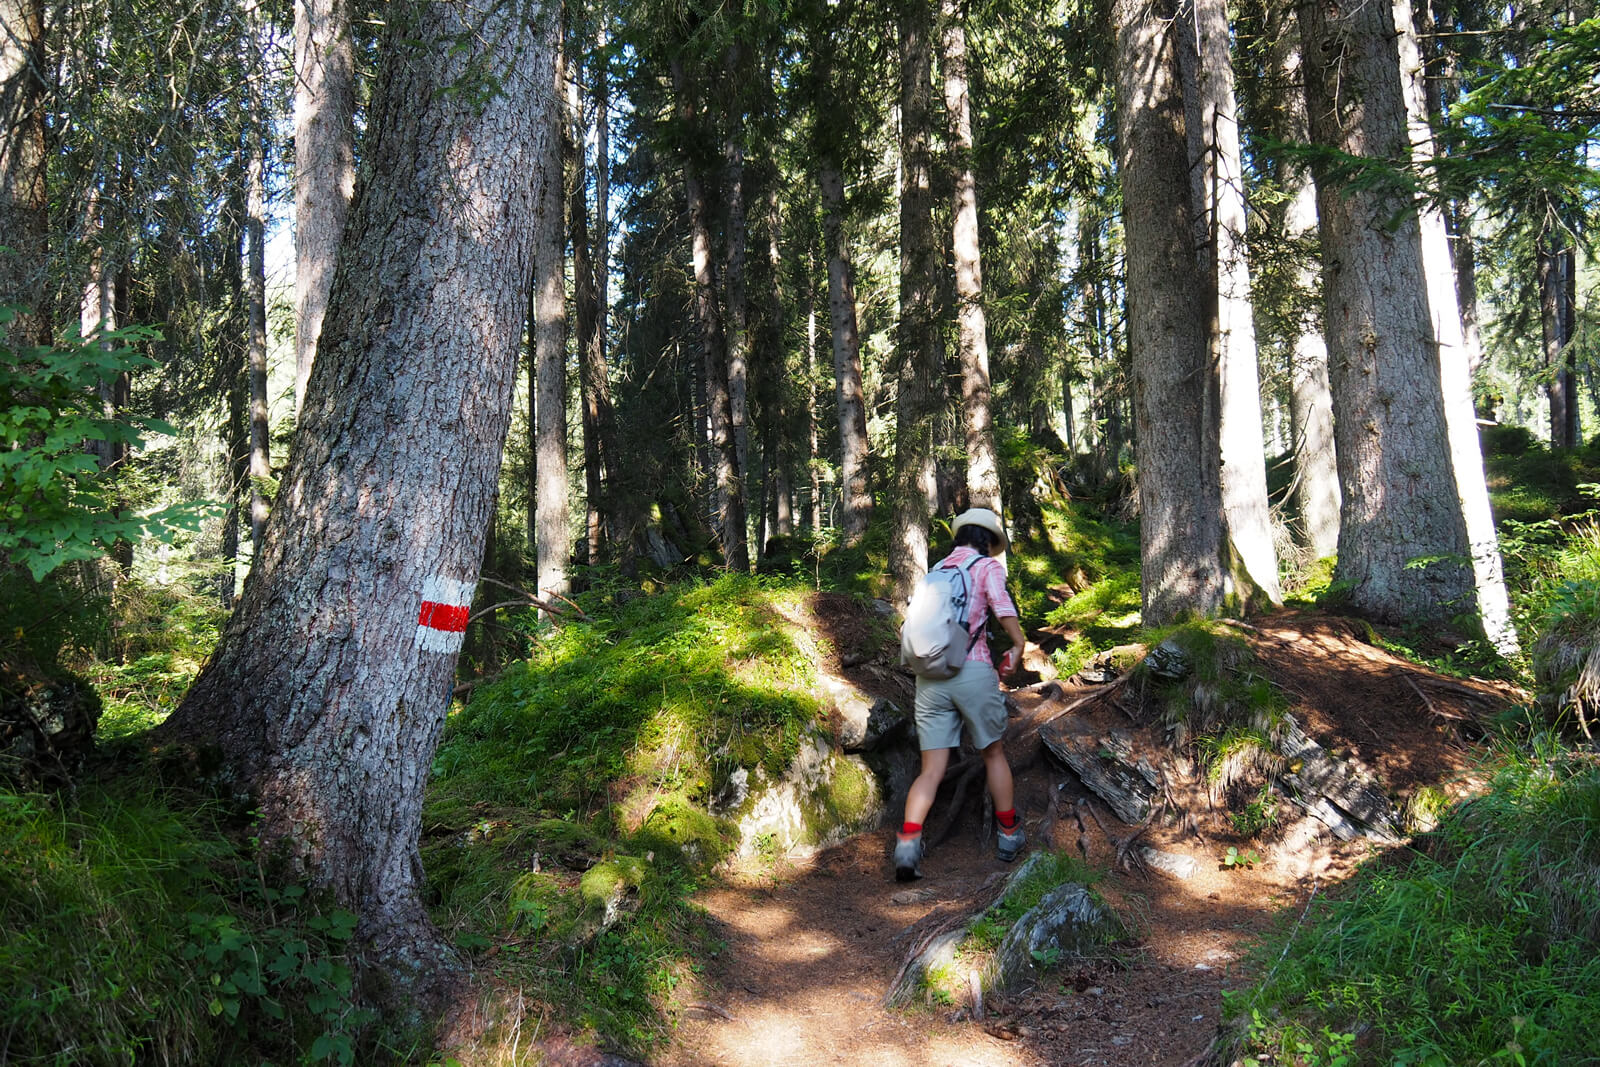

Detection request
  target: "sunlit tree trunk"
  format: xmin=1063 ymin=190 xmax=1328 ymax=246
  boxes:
xmin=1274 ymin=18 xmax=1340 ymax=558
xmin=161 ymin=0 xmax=552 ymax=1008
xmin=1115 ymin=0 xmax=1226 ymax=624
xmin=1299 ymin=0 xmax=1475 ymax=626
xmin=671 ymin=56 xmax=748 ymax=571
xmin=292 ymin=0 xmax=355 ymax=416
xmin=941 ymin=0 xmax=1000 ymax=513
xmin=819 ymin=164 xmax=872 ymax=546
xmin=1396 ymin=0 xmax=1517 ymax=655
xmin=533 ymin=15 xmax=569 ymax=601
xmin=1189 ymin=0 xmax=1281 ymax=607
xmin=890 ymin=0 xmax=939 ymax=605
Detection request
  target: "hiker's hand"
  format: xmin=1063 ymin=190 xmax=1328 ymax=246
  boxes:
xmin=999 ymin=647 xmax=1021 ymax=677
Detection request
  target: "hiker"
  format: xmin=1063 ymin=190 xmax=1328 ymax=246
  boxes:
xmin=895 ymin=507 xmax=1029 ymax=881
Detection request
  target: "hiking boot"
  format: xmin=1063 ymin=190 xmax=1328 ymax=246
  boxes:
xmin=893 ymin=834 xmax=925 ymax=881
xmin=996 ymin=821 xmax=1026 ymax=863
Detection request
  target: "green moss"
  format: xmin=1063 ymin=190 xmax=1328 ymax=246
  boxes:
xmin=580 ymin=856 xmax=650 ymax=910
xmin=801 ymin=755 xmax=881 ymax=842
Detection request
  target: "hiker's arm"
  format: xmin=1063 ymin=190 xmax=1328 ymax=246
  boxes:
xmin=998 ymin=615 xmax=1026 ymax=677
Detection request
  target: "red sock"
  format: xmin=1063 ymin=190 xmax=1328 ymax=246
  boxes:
xmin=996 ymin=809 xmax=1018 ymax=829
xmin=900 ymin=822 xmax=923 ymax=837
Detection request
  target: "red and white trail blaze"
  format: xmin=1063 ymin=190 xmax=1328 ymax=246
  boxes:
xmin=415 ymin=576 xmax=475 ymax=653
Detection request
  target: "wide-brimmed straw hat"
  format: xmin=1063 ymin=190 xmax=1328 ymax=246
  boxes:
xmin=951 ymin=507 xmax=1008 ymax=556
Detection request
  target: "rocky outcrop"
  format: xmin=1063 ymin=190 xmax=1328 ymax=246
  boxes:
xmin=712 ymin=725 xmax=886 ymax=860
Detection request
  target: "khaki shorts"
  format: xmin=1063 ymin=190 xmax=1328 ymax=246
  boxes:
xmin=913 ymin=659 xmax=1009 ymax=751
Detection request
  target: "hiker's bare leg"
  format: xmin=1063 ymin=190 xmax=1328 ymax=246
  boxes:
xmin=981 ymin=738 xmax=1014 ymax=813
xmin=903 ymin=747 xmax=952 ymax=828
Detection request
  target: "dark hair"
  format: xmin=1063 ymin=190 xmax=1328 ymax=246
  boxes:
xmin=953 ymin=523 xmax=995 ymax=555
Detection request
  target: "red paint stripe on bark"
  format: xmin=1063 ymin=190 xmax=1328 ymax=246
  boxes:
xmin=418 ymin=600 xmax=469 ymax=633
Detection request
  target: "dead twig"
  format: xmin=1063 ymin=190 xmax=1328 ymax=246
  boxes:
xmin=1080 ymin=796 xmax=1151 ymax=876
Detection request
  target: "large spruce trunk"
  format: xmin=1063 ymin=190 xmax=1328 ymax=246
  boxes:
xmin=1299 ymin=0 xmax=1475 ymax=625
xmin=1187 ymin=0 xmax=1280 ymax=607
xmin=1113 ymin=0 xmax=1226 ymax=624
xmin=163 ymin=0 xmax=550 ymax=1006
xmin=292 ymin=0 xmax=355 ymax=416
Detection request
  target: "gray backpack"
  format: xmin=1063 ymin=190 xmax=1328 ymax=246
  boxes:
xmin=900 ymin=555 xmax=981 ymax=679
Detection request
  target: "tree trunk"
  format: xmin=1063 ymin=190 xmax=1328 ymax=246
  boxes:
xmin=533 ymin=18 xmax=569 ymax=602
xmin=247 ymin=24 xmax=272 ymax=553
xmin=890 ymin=0 xmax=939 ymax=606
xmin=819 ymin=164 xmax=872 ymax=547
xmin=292 ymin=0 xmax=356 ymax=417
xmin=1298 ymin=0 xmax=1475 ymax=626
xmin=670 ymin=57 xmax=749 ymax=571
xmin=161 ymin=0 xmax=552 ymax=1009
xmin=1189 ymin=0 xmax=1281 ymax=607
xmin=1395 ymin=0 xmax=1517 ymax=655
xmin=578 ymin=25 xmax=617 ymax=562
xmin=941 ymin=0 xmax=1001 ymax=513
xmin=722 ymin=45 xmax=751 ymax=531
xmin=0 ymin=0 xmax=49 ymax=344
xmin=1539 ymin=233 xmax=1568 ymax=446
xmin=1276 ymin=17 xmax=1340 ymax=558
xmin=1114 ymin=0 xmax=1226 ymax=625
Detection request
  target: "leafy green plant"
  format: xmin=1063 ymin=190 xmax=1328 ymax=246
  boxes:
xmin=0 ymin=314 xmax=204 ymax=579
xmin=1223 ymin=846 xmax=1260 ymax=870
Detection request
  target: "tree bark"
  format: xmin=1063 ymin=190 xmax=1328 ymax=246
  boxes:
xmin=1275 ymin=16 xmax=1340 ymax=558
xmin=247 ymin=13 xmax=272 ymax=552
xmin=1395 ymin=0 xmax=1517 ymax=655
xmin=722 ymin=45 xmax=751 ymax=525
xmin=940 ymin=0 xmax=1001 ymax=513
xmin=161 ymin=0 xmax=552 ymax=1008
xmin=1188 ymin=0 xmax=1281 ymax=607
xmin=670 ymin=57 xmax=749 ymax=571
xmin=533 ymin=17 xmax=569 ymax=602
xmin=1114 ymin=0 xmax=1226 ymax=625
xmin=890 ymin=0 xmax=939 ymax=606
xmin=819 ymin=164 xmax=872 ymax=547
xmin=0 ymin=0 xmax=49 ymax=343
xmin=293 ymin=0 xmax=356 ymax=417
xmin=1299 ymin=0 xmax=1475 ymax=626
xmin=577 ymin=25 xmax=617 ymax=562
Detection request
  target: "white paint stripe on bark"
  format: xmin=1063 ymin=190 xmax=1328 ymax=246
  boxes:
xmin=419 ymin=575 xmax=475 ymax=607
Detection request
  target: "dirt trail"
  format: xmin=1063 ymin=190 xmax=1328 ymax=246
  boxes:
xmin=652 ymin=612 xmax=1518 ymax=1067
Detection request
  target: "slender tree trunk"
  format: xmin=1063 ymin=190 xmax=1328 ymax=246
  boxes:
xmin=890 ymin=0 xmax=939 ymax=605
xmin=1299 ymin=0 xmax=1475 ymax=626
xmin=1539 ymin=232 xmax=1569 ymax=446
xmin=1189 ymin=0 xmax=1281 ymax=607
xmin=940 ymin=0 xmax=1000 ymax=513
xmin=579 ymin=26 xmax=617 ymax=561
xmin=160 ymin=0 xmax=552 ymax=1008
xmin=1395 ymin=0 xmax=1517 ymax=654
xmin=819 ymin=164 xmax=872 ymax=546
xmin=722 ymin=45 xmax=751 ymax=536
xmin=0 ymin=0 xmax=49 ymax=343
xmin=247 ymin=20 xmax=272 ymax=553
xmin=670 ymin=56 xmax=748 ymax=571
xmin=533 ymin=16 xmax=569 ymax=601
xmin=292 ymin=0 xmax=355 ymax=417
xmin=1276 ymin=17 xmax=1340 ymax=558
xmin=570 ymin=46 xmax=602 ymax=563
xmin=1115 ymin=0 xmax=1226 ymax=624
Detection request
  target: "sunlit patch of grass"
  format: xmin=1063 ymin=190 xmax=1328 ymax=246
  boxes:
xmin=425 ymin=573 xmax=833 ymax=1053
xmin=1224 ymin=743 xmax=1600 ymax=1065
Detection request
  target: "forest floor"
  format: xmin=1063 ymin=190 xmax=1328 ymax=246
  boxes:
xmin=544 ymin=599 xmax=1524 ymax=1067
